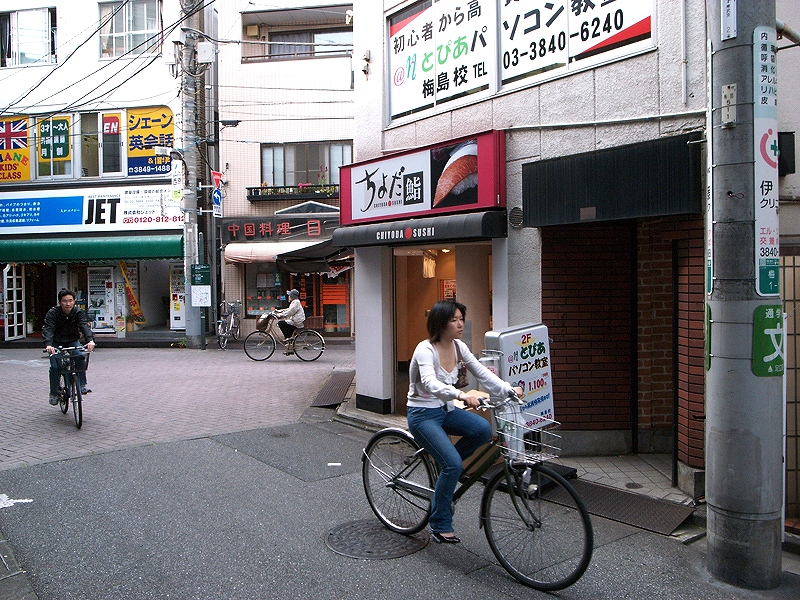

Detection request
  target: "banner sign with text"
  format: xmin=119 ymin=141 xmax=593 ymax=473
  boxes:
xmin=0 ymin=185 xmax=182 ymax=234
xmin=340 ymin=130 xmax=504 ymax=225
xmin=127 ymin=106 xmax=174 ymax=176
xmin=0 ymin=118 xmax=31 ymax=182
xmin=389 ymin=0 xmax=655 ymax=120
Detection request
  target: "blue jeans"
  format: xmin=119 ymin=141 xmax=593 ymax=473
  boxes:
xmin=49 ymin=347 xmax=87 ymax=395
xmin=407 ymin=405 xmax=491 ymax=533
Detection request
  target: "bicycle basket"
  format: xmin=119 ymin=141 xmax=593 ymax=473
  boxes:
xmin=494 ymin=409 xmax=561 ymax=463
xmin=256 ymin=313 xmax=271 ymax=332
xmin=230 ymin=300 xmax=242 ymax=315
xmin=55 ymin=350 xmax=90 ymax=374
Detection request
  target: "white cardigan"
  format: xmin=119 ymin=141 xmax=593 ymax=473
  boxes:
xmin=407 ymin=339 xmax=514 ymax=409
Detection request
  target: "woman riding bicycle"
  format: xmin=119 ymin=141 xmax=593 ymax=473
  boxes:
xmin=407 ymin=300 xmax=521 ymax=544
xmin=273 ymin=289 xmax=305 ymax=340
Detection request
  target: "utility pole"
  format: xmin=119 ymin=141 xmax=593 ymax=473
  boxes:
xmin=705 ymin=0 xmax=783 ymax=589
xmin=181 ymin=4 xmax=202 ymax=349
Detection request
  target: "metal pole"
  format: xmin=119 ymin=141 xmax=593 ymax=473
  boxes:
xmin=181 ymin=10 xmax=202 ymax=349
xmin=705 ymin=0 xmax=783 ymax=589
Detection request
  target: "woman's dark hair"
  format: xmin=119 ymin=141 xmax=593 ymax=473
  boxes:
xmin=427 ymin=300 xmax=466 ymax=342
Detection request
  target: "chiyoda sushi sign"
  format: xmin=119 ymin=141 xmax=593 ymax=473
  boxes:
xmin=339 ymin=130 xmax=505 ymax=225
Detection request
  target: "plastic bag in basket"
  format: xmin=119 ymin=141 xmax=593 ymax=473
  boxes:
xmin=256 ymin=313 xmax=270 ymax=332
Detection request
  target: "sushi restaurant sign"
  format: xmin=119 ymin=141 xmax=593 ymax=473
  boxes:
xmin=339 ymin=130 xmax=505 ymax=225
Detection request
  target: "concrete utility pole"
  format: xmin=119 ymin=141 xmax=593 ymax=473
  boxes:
xmin=705 ymin=0 xmax=783 ymax=589
xmin=181 ymin=5 xmax=202 ymax=349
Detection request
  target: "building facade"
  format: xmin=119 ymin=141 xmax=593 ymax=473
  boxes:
xmin=0 ymin=0 xmax=218 ymax=339
xmin=340 ymin=0 xmax=800 ymax=515
xmin=214 ymin=1 xmax=354 ymax=336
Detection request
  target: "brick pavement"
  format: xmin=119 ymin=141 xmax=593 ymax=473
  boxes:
xmin=0 ymin=342 xmax=355 ymax=472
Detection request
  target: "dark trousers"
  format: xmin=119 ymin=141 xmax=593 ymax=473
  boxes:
xmin=278 ymin=320 xmax=298 ymax=340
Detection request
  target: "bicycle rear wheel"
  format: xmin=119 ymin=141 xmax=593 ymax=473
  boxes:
xmin=294 ymin=330 xmax=324 ymax=361
xmin=481 ymin=463 xmax=593 ymax=591
xmin=231 ymin=316 xmax=240 ymax=340
xmin=362 ymin=429 xmax=435 ymax=535
xmin=70 ymin=377 xmax=83 ymax=429
xmin=217 ymin=321 xmax=229 ymax=349
xmin=244 ymin=331 xmax=276 ymax=361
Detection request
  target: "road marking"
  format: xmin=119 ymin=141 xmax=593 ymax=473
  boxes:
xmin=0 ymin=494 xmax=33 ymax=508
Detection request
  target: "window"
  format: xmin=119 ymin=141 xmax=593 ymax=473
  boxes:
xmin=0 ymin=8 xmax=57 ymax=67
xmin=261 ymin=141 xmax=352 ymax=187
xmin=80 ymin=112 xmax=123 ymax=177
xmin=269 ymin=28 xmax=352 ymax=59
xmin=99 ymin=0 xmax=161 ymax=58
xmin=241 ymin=3 xmax=354 ymax=64
xmin=36 ymin=115 xmax=72 ymax=177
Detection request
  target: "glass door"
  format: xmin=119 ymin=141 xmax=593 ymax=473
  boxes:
xmin=3 ymin=264 xmax=25 ymax=340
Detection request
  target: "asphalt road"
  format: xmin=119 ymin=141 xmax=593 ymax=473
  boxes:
xmin=0 ymin=345 xmax=799 ymax=599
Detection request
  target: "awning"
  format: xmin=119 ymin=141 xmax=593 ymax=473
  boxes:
xmin=0 ymin=234 xmax=184 ymax=263
xmin=223 ymin=240 xmax=320 ymax=264
xmin=332 ymin=210 xmax=507 ymax=247
xmin=276 ymin=238 xmax=353 ymax=274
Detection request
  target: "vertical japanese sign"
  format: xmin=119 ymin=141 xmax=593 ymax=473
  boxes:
xmin=389 ymin=0 xmax=494 ymax=119
xmin=38 ymin=116 xmax=71 ymax=161
xmin=0 ymin=118 xmax=31 ymax=181
xmin=752 ymin=305 xmax=783 ymax=377
xmin=485 ymin=323 xmax=554 ymax=426
xmin=753 ymin=26 xmax=779 ymax=296
xmin=127 ymin=107 xmax=174 ymax=176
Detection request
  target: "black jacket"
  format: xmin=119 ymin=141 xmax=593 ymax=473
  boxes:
xmin=42 ymin=305 xmax=94 ymax=347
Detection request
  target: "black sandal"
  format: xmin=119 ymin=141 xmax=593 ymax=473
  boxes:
xmin=430 ymin=531 xmax=460 ymax=544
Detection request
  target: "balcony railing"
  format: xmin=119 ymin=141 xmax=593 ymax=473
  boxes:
xmin=247 ymin=183 xmax=339 ymax=202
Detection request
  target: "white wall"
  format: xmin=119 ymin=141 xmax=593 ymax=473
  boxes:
xmin=215 ymin=0 xmax=355 ymax=219
xmin=0 ymin=0 xmax=182 ymax=119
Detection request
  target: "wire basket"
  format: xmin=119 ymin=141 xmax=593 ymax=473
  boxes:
xmin=55 ymin=350 xmax=90 ymax=374
xmin=494 ymin=409 xmax=561 ymax=464
xmin=221 ymin=301 xmax=242 ymax=316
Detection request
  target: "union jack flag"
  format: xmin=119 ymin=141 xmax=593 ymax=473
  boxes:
xmin=0 ymin=119 xmax=28 ymax=150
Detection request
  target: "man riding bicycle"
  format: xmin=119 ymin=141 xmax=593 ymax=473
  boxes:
xmin=43 ymin=289 xmax=95 ymax=405
xmin=273 ymin=289 xmax=305 ymax=340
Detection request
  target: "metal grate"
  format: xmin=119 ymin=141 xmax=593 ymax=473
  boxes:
xmin=311 ymin=370 xmax=354 ymax=407
xmin=781 ymin=256 xmax=800 ymax=521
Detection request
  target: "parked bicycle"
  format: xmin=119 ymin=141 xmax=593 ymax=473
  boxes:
xmin=45 ymin=346 xmax=90 ymax=429
xmin=216 ymin=300 xmax=241 ymax=349
xmin=244 ymin=312 xmax=325 ymax=361
xmin=361 ymin=392 xmax=593 ymax=591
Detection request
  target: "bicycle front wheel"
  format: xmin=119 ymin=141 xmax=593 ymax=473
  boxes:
xmin=294 ymin=330 xmax=324 ymax=361
xmin=244 ymin=331 xmax=275 ymax=361
xmin=362 ymin=430 xmax=435 ymax=535
xmin=481 ymin=463 xmax=593 ymax=591
xmin=59 ymin=374 xmax=69 ymax=414
xmin=70 ymin=377 xmax=83 ymax=429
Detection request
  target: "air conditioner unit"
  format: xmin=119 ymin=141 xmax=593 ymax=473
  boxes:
xmin=246 ymin=25 xmax=259 ymax=37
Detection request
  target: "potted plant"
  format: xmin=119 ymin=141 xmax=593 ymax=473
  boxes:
xmin=126 ymin=314 xmax=135 ymax=333
xmin=26 ymin=313 xmax=36 ymax=334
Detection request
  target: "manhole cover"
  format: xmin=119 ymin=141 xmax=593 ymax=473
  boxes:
xmin=326 ymin=520 xmax=428 ymax=559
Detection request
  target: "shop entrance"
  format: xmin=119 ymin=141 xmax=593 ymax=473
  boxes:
xmin=392 ymin=243 xmax=493 ymax=415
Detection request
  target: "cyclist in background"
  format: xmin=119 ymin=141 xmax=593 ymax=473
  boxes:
xmin=43 ymin=289 xmax=95 ymax=405
xmin=273 ymin=289 xmax=305 ymax=340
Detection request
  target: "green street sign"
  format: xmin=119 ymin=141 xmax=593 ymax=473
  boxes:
xmin=190 ymin=264 xmax=210 ymax=286
xmin=752 ymin=305 xmax=784 ymax=377
xmin=38 ymin=117 xmax=71 ymax=161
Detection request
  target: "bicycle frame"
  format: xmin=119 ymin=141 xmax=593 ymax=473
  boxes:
xmin=373 ymin=428 xmax=504 ymax=504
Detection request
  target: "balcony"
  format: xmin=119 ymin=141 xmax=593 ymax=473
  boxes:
xmin=247 ymin=183 xmax=339 ymax=202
